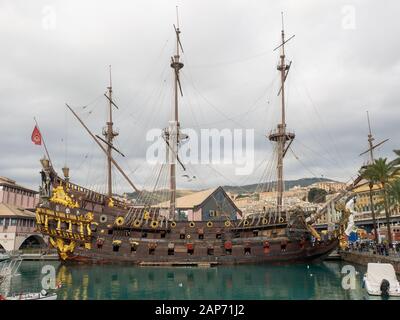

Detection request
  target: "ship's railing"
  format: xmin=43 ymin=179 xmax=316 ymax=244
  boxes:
xmin=55 ymin=176 xmax=130 ymax=209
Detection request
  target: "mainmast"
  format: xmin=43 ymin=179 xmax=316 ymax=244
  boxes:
xmin=359 ymin=111 xmax=389 ymax=163
xmin=103 ymin=65 xmax=119 ymax=198
xmin=167 ymin=7 xmax=184 ymax=220
xmin=367 ymin=111 xmax=375 ymax=163
xmin=269 ymin=13 xmax=295 ymax=219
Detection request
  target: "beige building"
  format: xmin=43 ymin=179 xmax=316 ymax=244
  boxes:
xmin=352 ymin=181 xmax=400 ymax=223
xmin=309 ymin=181 xmax=346 ymax=193
xmin=0 ymin=177 xmax=47 ymax=252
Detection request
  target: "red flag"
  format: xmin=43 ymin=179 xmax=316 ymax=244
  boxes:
xmin=31 ymin=125 xmax=42 ymax=145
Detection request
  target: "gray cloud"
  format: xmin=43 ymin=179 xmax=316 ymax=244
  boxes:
xmin=0 ymin=0 xmax=399 ymax=193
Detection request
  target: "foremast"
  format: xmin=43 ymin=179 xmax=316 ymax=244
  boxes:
xmin=268 ymin=13 xmax=295 ymax=219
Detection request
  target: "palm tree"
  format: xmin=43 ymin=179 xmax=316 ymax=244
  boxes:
xmin=361 ymin=158 xmax=399 ymax=246
xmin=388 ymin=178 xmax=400 ymax=214
xmin=390 ymin=150 xmax=400 ymax=166
xmin=359 ymin=167 xmax=379 ymax=244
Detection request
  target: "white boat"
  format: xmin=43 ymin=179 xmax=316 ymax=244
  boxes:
xmin=3 ymin=289 xmax=57 ymax=300
xmin=363 ymin=263 xmax=400 ymax=297
xmin=0 ymin=253 xmax=10 ymax=262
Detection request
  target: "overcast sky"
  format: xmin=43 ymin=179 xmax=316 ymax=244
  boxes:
xmin=0 ymin=0 xmax=399 ymax=193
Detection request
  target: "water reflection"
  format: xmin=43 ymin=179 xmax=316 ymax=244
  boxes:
xmin=4 ymin=261 xmax=399 ymax=300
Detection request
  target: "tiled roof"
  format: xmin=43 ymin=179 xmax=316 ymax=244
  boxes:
xmin=0 ymin=203 xmax=36 ymax=218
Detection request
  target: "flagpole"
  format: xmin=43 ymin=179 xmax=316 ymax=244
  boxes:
xmin=33 ymin=117 xmax=53 ymax=167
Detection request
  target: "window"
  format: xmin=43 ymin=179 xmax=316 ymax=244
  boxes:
xmin=209 ymin=210 xmax=215 ymax=217
xmin=108 ymin=229 xmax=113 ymax=235
xmin=142 ymin=232 xmax=147 ymax=238
xmin=207 ymin=248 xmax=214 ymax=255
xmin=160 ymin=231 xmax=166 ymax=239
xmin=113 ymin=245 xmax=120 ymax=252
xmin=0 ymin=218 xmax=4 ymax=226
xmin=244 ymin=247 xmax=251 ymax=255
xmin=11 ymin=219 xmax=17 ymax=226
xmin=149 ymin=247 xmax=155 ymax=255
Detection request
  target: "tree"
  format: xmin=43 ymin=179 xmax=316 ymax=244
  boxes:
xmin=307 ymin=188 xmax=327 ymax=203
xmin=390 ymin=149 xmax=400 ymax=167
xmin=388 ymin=178 xmax=400 ymax=214
xmin=361 ymin=158 xmax=400 ymax=246
xmin=359 ymin=166 xmax=379 ymax=243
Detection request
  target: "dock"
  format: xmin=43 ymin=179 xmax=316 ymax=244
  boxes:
xmin=325 ymin=251 xmax=341 ymax=261
xmin=341 ymin=250 xmax=400 ymax=274
xmin=7 ymin=250 xmax=59 ymax=261
xmin=15 ymin=253 xmax=59 ymax=261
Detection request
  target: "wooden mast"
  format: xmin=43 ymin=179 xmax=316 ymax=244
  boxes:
xmin=168 ymin=7 xmax=184 ymax=220
xmin=269 ymin=13 xmax=295 ymax=219
xmin=104 ymin=65 xmax=118 ymax=198
xmin=359 ymin=111 xmax=389 ymax=160
xmin=65 ymin=103 xmax=139 ymax=192
xmin=367 ymin=111 xmax=375 ymax=163
xmin=360 ymin=111 xmax=389 ymax=243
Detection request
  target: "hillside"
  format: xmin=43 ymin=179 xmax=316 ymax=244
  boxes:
xmin=125 ymin=177 xmax=337 ymax=204
xmin=222 ymin=177 xmax=337 ymax=194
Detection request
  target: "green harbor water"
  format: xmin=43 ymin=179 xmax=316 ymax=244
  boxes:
xmin=1 ymin=260 xmax=397 ymax=300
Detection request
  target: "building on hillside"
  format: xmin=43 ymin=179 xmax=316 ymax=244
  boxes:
xmin=309 ymin=181 xmax=347 ymax=193
xmin=0 ymin=177 xmax=47 ymax=252
xmin=157 ymin=186 xmax=242 ymax=221
xmin=259 ymin=187 xmax=308 ymax=202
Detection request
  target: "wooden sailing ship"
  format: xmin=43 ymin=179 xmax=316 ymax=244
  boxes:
xmin=35 ymin=15 xmax=355 ymax=265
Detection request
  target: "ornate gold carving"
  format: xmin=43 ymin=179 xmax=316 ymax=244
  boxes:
xmin=50 ymin=186 xmax=79 ymax=208
xmin=115 ymin=216 xmax=125 ymax=226
xmin=85 ymin=212 xmax=94 ymax=221
xmin=35 ymin=209 xmax=42 ymax=224
xmin=79 ymin=222 xmax=84 ymax=236
xmin=112 ymin=240 xmax=122 ymax=246
xmin=49 ymin=237 xmax=76 ymax=261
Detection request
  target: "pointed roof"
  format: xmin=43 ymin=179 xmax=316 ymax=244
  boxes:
xmin=155 ymin=186 xmax=241 ymax=213
xmin=156 ymin=188 xmax=217 ymax=209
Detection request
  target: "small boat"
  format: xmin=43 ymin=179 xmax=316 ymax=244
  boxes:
xmin=0 ymin=253 xmax=10 ymax=262
xmin=363 ymin=263 xmax=400 ymax=297
xmin=2 ymin=289 xmax=57 ymax=300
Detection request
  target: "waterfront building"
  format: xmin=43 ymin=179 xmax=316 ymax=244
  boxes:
xmin=0 ymin=176 xmax=47 ymax=252
xmin=0 ymin=176 xmax=38 ymax=208
xmin=353 ymin=182 xmax=400 ymax=227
